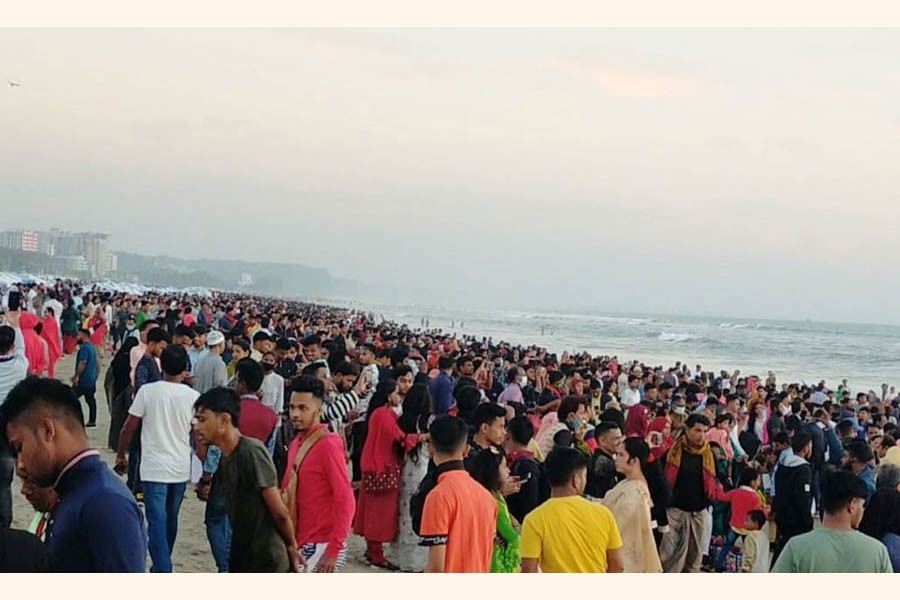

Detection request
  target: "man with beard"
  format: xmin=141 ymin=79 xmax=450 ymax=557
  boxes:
xmin=280 ymin=376 xmax=355 ymax=572
xmin=2 ymin=377 xmax=146 ymax=571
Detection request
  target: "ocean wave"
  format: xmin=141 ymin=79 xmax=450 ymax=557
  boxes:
xmin=719 ymin=323 xmax=750 ymax=329
xmin=658 ymin=332 xmax=696 ymax=343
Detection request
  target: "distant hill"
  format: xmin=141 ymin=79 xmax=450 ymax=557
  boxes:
xmin=115 ymin=252 xmax=369 ymax=298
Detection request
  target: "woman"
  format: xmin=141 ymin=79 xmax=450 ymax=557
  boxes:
xmin=603 ymin=438 xmax=663 ymax=572
xmin=18 ymin=312 xmax=47 ymax=377
xmin=647 ymin=417 xmax=674 ymax=463
xmin=88 ymin=308 xmax=107 ymax=364
xmin=390 ymin=375 xmax=433 ymax=573
xmin=353 ymin=379 xmax=427 ymax=570
xmin=467 ymin=446 xmax=520 ymax=573
xmin=40 ymin=307 xmax=62 ymax=378
xmin=859 ymin=464 xmax=900 ymax=572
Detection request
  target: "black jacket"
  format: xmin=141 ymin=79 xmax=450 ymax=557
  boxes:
xmin=773 ymin=454 xmax=814 ymax=535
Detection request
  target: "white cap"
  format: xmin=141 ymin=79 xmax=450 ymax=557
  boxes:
xmin=207 ymin=330 xmax=226 ymax=347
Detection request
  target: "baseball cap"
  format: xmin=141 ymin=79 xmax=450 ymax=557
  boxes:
xmin=207 ymin=330 xmax=226 ymax=347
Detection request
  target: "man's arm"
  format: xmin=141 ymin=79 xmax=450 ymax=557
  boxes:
xmin=115 ymin=415 xmax=142 ymax=472
xmin=606 ymin=548 xmax=624 ymax=573
xmin=260 ymin=487 xmax=302 ymax=572
xmin=521 ymin=558 xmax=539 ymax=573
xmin=425 ymin=546 xmax=447 ymax=573
xmin=323 ymin=390 xmax=360 ymax=424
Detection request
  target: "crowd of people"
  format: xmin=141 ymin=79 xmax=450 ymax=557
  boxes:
xmin=0 ymin=278 xmax=898 ymax=573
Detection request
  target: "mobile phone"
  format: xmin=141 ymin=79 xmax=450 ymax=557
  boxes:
xmin=523 ymin=471 xmax=532 ymax=481
xmin=7 ymin=291 xmax=21 ymax=311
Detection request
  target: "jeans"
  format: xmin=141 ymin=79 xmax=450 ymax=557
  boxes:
xmin=204 ymin=479 xmax=231 ymax=572
xmin=715 ymin=527 xmax=742 ymax=570
xmin=143 ymin=481 xmax=187 ymax=573
xmin=75 ymin=385 xmax=97 ymax=425
xmin=0 ymin=448 xmax=14 ymax=528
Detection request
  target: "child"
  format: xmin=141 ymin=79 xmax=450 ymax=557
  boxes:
xmin=741 ymin=510 xmax=770 ymax=573
xmin=715 ymin=466 xmax=767 ymax=572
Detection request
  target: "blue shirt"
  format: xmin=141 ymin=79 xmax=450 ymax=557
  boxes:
xmin=48 ymin=453 xmax=147 ymax=572
xmin=75 ymin=343 xmax=99 ymax=389
xmin=429 ymin=372 xmax=454 ymax=416
xmin=134 ymin=354 xmax=162 ymax=394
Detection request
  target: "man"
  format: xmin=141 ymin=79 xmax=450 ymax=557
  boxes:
xmin=0 ymin=309 xmax=27 ymax=528
xmin=227 ymin=338 xmax=250 ymax=380
xmin=659 ymin=414 xmax=721 ymax=573
xmin=279 ymin=376 xmax=355 ymax=572
xmin=72 ymin=328 xmax=100 ymax=428
xmin=773 ymin=470 xmax=892 ymax=572
xmin=419 ymin=415 xmax=497 ymax=573
xmin=466 ymin=403 xmax=507 ymax=468
xmin=843 ymin=440 xmax=876 ymax=500
xmin=251 ymin=331 xmax=273 ymax=363
xmin=2 ymin=377 xmax=146 ymax=571
xmin=187 ymin=325 xmax=209 ymax=374
xmin=260 ymin=351 xmax=285 ymax=416
xmin=193 ymin=330 xmax=229 ymax=394
xmin=429 ymin=356 xmax=455 ymax=416
xmin=234 ymin=358 xmax=279 ymax=453
xmin=192 ymin=387 xmax=302 ymax=572
xmin=773 ymin=430 xmax=815 ymax=557
xmin=17 ymin=466 xmax=58 ymax=542
xmin=620 ymin=374 xmax=642 ymax=409
xmin=274 ymin=338 xmax=299 ymax=402
xmin=129 ymin=326 xmax=172 ymax=499
xmin=130 ymin=320 xmax=160 ymax=387
xmin=588 ymin=421 xmax=623 ymax=499
xmin=497 ymin=366 xmax=525 ymax=407
xmin=520 ymin=447 xmax=625 ymax=573
xmin=301 ymin=335 xmax=330 ymax=377
xmin=115 ymin=345 xmax=199 ymax=572
xmin=505 ymin=416 xmax=546 ymax=523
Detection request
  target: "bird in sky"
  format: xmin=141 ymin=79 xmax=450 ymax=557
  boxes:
xmin=8 ymin=80 xmax=21 ymax=87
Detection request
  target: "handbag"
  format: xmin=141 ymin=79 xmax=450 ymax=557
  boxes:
xmin=362 ymin=464 xmax=401 ymax=494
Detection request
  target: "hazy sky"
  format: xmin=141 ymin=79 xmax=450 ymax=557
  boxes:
xmin=3 ymin=29 xmax=900 ymax=323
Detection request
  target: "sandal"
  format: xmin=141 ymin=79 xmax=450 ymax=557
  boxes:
xmin=368 ymin=559 xmax=400 ymax=571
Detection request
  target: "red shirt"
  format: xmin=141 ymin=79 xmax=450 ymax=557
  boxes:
xmin=720 ymin=486 xmax=765 ymax=532
xmin=279 ymin=424 xmax=355 ymax=558
xmin=238 ymin=395 xmax=278 ymax=445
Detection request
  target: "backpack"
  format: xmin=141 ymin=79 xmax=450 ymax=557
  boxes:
xmin=410 ymin=460 xmax=465 ymax=537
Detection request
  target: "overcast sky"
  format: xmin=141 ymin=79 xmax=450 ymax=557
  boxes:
xmin=3 ymin=29 xmax=900 ymax=323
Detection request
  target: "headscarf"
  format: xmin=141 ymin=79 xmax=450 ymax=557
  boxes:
xmin=883 ymin=446 xmax=900 ymax=467
xmin=664 ymin=435 xmax=720 ymax=501
xmin=41 ymin=314 xmax=62 ymax=366
xmin=648 ymin=417 xmax=674 ymax=462
xmin=18 ymin=312 xmax=46 ymax=376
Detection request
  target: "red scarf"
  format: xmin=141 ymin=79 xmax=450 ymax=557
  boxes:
xmin=664 ymin=437 xmax=721 ymax=501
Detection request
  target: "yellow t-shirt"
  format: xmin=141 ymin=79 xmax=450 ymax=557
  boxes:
xmin=520 ymin=495 xmax=623 ymax=573
xmin=527 ymin=438 xmax=545 ymax=463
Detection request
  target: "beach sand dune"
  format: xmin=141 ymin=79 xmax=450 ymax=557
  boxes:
xmin=9 ymin=352 xmax=377 ymax=573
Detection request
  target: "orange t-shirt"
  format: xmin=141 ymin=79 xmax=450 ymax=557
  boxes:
xmin=419 ymin=470 xmax=498 ymax=573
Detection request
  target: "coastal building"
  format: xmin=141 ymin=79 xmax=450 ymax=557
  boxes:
xmin=0 ymin=228 xmax=116 ymax=277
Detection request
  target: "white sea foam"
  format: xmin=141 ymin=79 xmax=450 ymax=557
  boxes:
xmin=659 ymin=332 xmax=695 ymax=343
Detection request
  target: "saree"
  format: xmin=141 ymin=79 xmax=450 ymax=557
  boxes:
xmin=602 ymin=479 xmax=663 ymax=573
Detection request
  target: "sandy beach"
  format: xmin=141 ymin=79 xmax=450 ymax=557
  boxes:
xmin=8 ymin=351 xmax=378 ymax=573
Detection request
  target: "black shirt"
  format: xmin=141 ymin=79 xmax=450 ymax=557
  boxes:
xmin=0 ymin=528 xmax=51 ymax=573
xmin=670 ymin=451 xmax=708 ymax=512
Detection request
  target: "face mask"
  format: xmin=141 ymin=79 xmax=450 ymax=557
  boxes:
xmin=569 ymin=418 xmax=583 ymax=432
xmin=519 ymin=376 xmax=528 ymax=387
xmin=262 ymin=363 xmax=275 ymax=372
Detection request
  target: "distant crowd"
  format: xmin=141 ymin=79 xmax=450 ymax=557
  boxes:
xmin=0 ymin=278 xmax=897 ymax=573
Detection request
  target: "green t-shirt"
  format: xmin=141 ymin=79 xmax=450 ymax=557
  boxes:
xmin=772 ymin=528 xmax=893 ymax=573
xmin=218 ymin=436 xmax=290 ymax=573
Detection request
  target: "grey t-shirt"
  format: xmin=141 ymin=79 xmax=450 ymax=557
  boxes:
xmin=193 ymin=352 xmax=228 ymax=394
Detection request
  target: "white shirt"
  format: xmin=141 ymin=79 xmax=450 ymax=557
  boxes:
xmin=260 ymin=371 xmax=285 ymax=415
xmin=129 ymin=380 xmax=199 ymax=483
xmin=621 ymin=387 xmax=641 ymax=408
xmin=0 ymin=326 xmax=28 ymax=404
